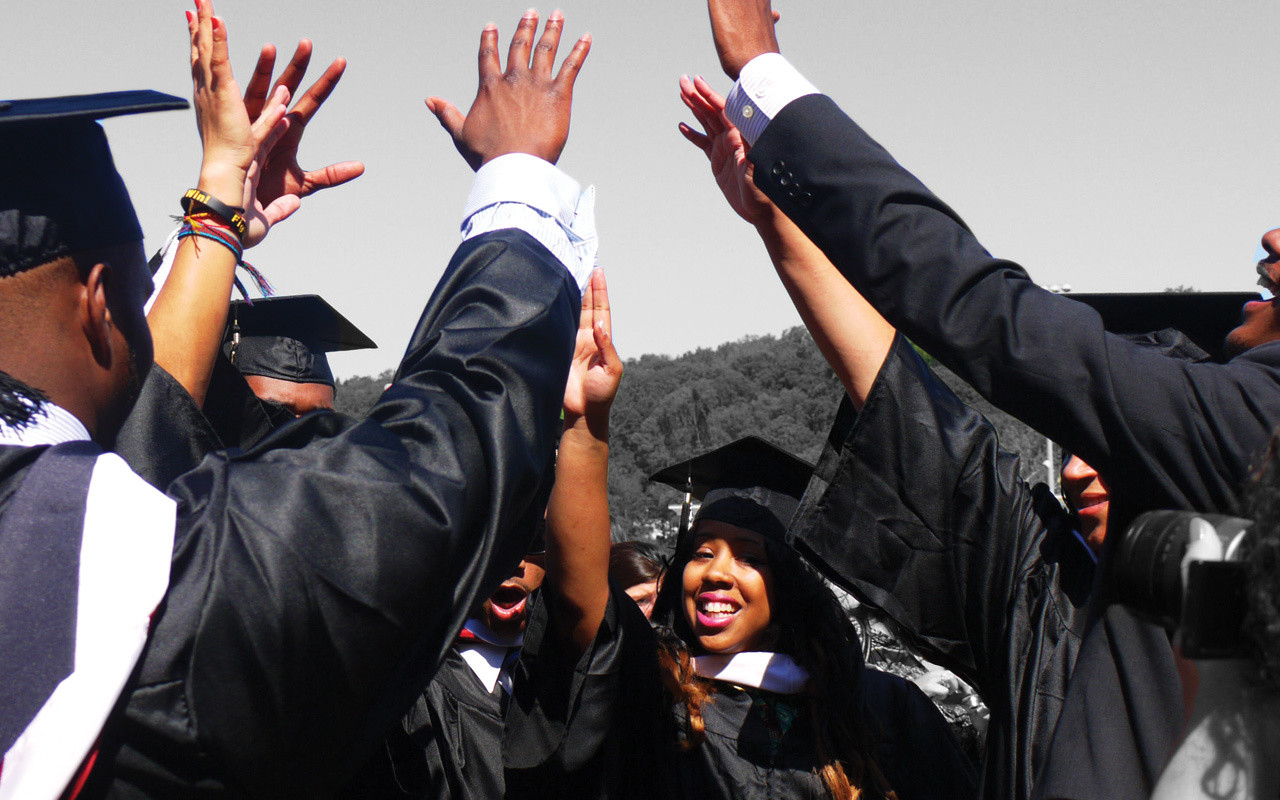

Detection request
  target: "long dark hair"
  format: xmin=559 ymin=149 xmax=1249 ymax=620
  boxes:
xmin=651 ymin=524 xmax=897 ymax=800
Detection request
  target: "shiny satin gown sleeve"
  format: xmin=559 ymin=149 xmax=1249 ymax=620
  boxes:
xmin=504 ymin=585 xmax=670 ymax=800
xmin=101 ymin=229 xmax=580 ymax=798
xmin=112 ymin=354 xmax=289 ymax=492
xmin=748 ymin=93 xmax=1280 ymax=521
xmin=790 ymin=334 xmax=1092 ymax=800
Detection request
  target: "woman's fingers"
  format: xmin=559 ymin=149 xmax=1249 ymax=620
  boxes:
xmin=677 ymin=122 xmax=713 ymax=157
xmin=243 ymin=44 xmax=278 ymax=119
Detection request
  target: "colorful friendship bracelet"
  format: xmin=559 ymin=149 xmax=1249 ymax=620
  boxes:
xmin=176 ymin=214 xmax=276 ymax=302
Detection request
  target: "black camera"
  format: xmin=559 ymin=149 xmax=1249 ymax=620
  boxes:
xmin=1107 ymin=510 xmax=1253 ymax=659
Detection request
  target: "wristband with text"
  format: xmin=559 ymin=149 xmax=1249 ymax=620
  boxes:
xmin=181 ymin=188 xmax=247 ymax=240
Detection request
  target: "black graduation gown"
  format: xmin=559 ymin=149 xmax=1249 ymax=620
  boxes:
xmin=746 ymin=95 xmax=1272 ymax=798
xmin=504 ymin=586 xmax=978 ymax=800
xmin=0 ymin=229 xmax=581 ymax=799
xmin=114 ymin=353 xmax=289 ymax=491
xmin=342 ymin=590 xmax=656 ymax=800
xmin=342 ymin=648 xmax=508 ymax=800
xmin=788 ymin=333 xmax=1094 ymax=800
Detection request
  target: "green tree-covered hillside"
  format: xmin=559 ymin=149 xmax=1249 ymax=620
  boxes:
xmin=336 ymin=327 xmax=1056 ymax=541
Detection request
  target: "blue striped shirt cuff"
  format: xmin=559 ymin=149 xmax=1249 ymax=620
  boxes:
xmin=724 ymin=53 xmax=820 ymax=147
xmin=462 ymin=154 xmax=597 ymax=293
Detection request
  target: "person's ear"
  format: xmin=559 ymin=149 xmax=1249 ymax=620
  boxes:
xmin=82 ymin=261 xmax=115 ymax=368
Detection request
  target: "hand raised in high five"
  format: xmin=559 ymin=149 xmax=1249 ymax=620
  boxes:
xmin=706 ymin=0 xmax=780 ymax=80
xmin=187 ymin=0 xmax=299 ymax=247
xmin=677 ymin=75 xmax=772 ymax=226
xmin=188 ymin=0 xmax=259 ymax=206
xmin=240 ymin=39 xmax=365 ymax=204
xmin=426 ymin=9 xmax=591 ymax=170
xmin=562 ymin=268 xmax=622 ymax=432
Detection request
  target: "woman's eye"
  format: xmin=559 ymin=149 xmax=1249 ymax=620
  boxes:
xmin=692 ymin=550 xmax=713 ymax=561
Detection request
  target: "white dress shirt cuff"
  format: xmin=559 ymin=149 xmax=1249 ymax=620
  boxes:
xmin=724 ymin=53 xmax=820 ymax=147
xmin=462 ymin=154 xmax=598 ymax=293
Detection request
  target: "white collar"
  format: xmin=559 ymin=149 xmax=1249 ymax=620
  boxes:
xmin=692 ymin=652 xmax=809 ymax=694
xmin=456 ymin=618 xmax=522 ymax=695
xmin=457 ymin=640 xmax=511 ymax=695
xmin=462 ymin=617 xmax=524 ymax=649
xmin=0 ymin=402 xmax=91 ymax=447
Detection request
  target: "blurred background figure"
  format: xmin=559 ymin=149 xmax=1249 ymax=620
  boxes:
xmin=609 ymin=539 xmax=664 ymax=619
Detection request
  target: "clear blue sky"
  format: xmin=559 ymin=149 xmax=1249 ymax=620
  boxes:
xmin=6 ymin=1 xmax=1280 ymax=377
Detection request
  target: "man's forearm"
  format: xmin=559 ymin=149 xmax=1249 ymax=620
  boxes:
xmin=544 ymin=413 xmax=612 ymax=658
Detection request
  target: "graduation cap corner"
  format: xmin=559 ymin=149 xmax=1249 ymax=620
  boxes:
xmin=649 ymin=436 xmax=815 ymax=543
xmin=225 ymin=294 xmax=376 ymax=388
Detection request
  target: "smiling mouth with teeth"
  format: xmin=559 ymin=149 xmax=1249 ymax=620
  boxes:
xmin=694 ymin=595 xmax=742 ymax=630
xmin=699 ymin=600 xmax=738 ymax=616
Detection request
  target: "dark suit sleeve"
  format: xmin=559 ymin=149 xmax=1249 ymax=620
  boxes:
xmin=791 ymin=334 xmax=1070 ymax=700
xmin=749 ymin=94 xmax=1280 ymax=517
xmin=113 ymin=230 xmax=580 ymax=798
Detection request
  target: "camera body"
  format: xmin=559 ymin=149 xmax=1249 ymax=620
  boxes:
xmin=1108 ymin=511 xmax=1252 ymax=659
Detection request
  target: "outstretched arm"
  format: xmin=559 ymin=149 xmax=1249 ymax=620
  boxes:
xmin=545 ymin=268 xmax=623 ymax=657
xmin=126 ymin=11 xmax=599 ymax=796
xmin=678 ymin=75 xmax=892 ymax=408
xmin=425 ymin=8 xmax=591 ymax=170
xmin=148 ymin=1 xmax=364 ymax=407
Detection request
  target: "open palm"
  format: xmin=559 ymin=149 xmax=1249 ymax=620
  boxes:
xmin=678 ymin=75 xmax=773 ymax=226
xmin=563 ymin=268 xmax=622 ymax=422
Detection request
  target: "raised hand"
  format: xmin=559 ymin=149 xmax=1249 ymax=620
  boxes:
xmin=706 ymin=0 xmax=780 ymax=80
xmin=677 ymin=75 xmax=773 ymax=226
xmin=188 ymin=0 xmax=255 ymax=205
xmin=562 ymin=268 xmax=622 ymax=429
xmin=240 ymin=40 xmax=365 ymax=203
xmin=426 ymin=9 xmax=591 ymax=170
xmin=242 ymin=105 xmax=301 ymax=247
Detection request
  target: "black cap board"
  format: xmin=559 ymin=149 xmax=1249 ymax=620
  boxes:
xmin=649 ymin=436 xmax=814 ymax=544
xmin=0 ymin=90 xmax=189 ymax=276
xmin=1063 ymin=291 xmax=1257 ymax=362
xmin=223 ymin=294 xmax=376 ymax=388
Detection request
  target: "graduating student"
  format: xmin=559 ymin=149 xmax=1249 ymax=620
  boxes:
xmin=694 ymin=4 xmax=1280 ymax=796
xmin=342 ymin=266 xmax=621 ymax=800
xmin=678 ymin=78 xmax=1257 ymax=800
xmin=117 ymin=294 xmax=376 ymax=489
xmin=223 ymin=294 xmax=375 ymax=414
xmin=115 ymin=42 xmax=366 ymax=490
xmin=0 ymin=3 xmax=594 ymax=797
xmin=510 ymin=434 xmax=977 ymax=800
xmin=609 ymin=540 xmax=664 ymax=620
xmin=345 ymin=533 xmax=549 ymax=800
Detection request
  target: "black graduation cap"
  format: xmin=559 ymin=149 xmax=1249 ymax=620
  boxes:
xmin=223 ymin=294 xmax=376 ymax=388
xmin=0 ymin=90 xmax=189 ymax=276
xmin=1063 ymin=291 xmax=1257 ymax=362
xmin=649 ymin=436 xmax=814 ymax=544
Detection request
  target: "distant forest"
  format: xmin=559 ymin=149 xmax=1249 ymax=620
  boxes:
xmin=335 ymin=327 xmax=1057 ymax=541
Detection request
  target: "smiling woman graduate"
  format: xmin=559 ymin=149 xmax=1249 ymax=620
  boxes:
xmin=506 ymin=436 xmax=977 ymax=800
